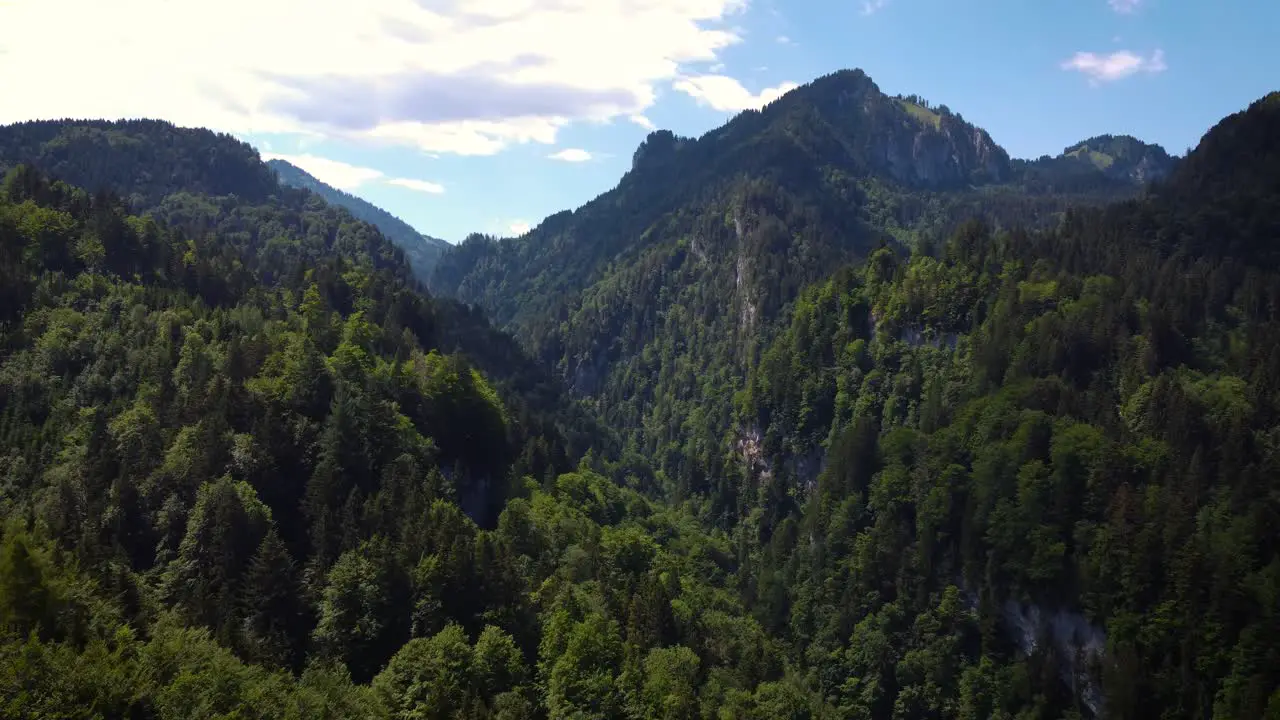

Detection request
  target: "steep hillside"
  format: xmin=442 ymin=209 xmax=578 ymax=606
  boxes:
xmin=0 ymin=160 xmax=838 ymax=719
xmin=267 ymin=158 xmax=450 ymax=280
xmin=0 ymin=119 xmax=603 ymax=463
xmin=432 ymin=69 xmax=1173 ymax=492
xmin=723 ymin=90 xmax=1280 ymax=718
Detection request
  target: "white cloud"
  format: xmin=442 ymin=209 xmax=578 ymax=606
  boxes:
xmin=1061 ymin=49 xmax=1167 ymax=85
xmin=262 ymin=152 xmax=384 ymax=189
xmin=630 ymin=114 xmax=658 ymax=131
xmin=367 ymin=118 xmax=561 ymax=157
xmin=387 ymin=177 xmax=445 ymax=194
xmin=861 ymin=0 xmax=889 ymax=15
xmin=776 ymin=35 xmax=792 ymax=44
xmin=0 ymin=0 xmax=748 ymax=156
xmin=509 ymin=220 xmax=532 ymax=235
xmin=1108 ymin=0 xmax=1141 ymax=13
xmin=548 ymin=148 xmax=593 ymax=162
xmin=673 ymin=74 xmax=799 ymax=112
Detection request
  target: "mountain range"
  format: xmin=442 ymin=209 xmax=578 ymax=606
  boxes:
xmin=0 ymin=71 xmax=1277 ymax=719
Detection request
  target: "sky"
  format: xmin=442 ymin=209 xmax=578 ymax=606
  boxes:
xmin=1 ymin=0 xmax=1277 ymax=244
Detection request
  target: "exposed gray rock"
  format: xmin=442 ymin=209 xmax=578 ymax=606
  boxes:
xmin=1003 ymin=599 xmax=1107 ymax=717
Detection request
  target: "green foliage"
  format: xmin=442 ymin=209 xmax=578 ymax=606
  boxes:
xmin=1 ymin=88 xmax=1278 ymax=719
xmin=716 ymin=96 xmax=1280 ymax=717
xmin=0 ymin=140 xmax=614 ymax=716
xmin=431 ymin=70 xmax=1157 ymax=515
xmin=372 ymin=623 xmax=527 ymax=719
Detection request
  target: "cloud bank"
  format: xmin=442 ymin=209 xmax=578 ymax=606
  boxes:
xmin=264 ymin=152 xmax=385 ymax=190
xmin=0 ymin=0 xmax=754 ymax=156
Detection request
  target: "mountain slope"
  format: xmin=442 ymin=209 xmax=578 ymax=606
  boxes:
xmin=267 ymin=158 xmax=450 ymax=280
xmin=0 ymin=90 xmax=1277 ymax=719
xmin=431 ymin=69 xmax=1174 ymax=492
xmin=724 ymin=89 xmax=1280 ymax=719
xmin=433 ymin=70 xmax=1170 ymax=334
xmin=0 ymin=157 xmax=812 ymax=719
xmin=0 ymin=118 xmax=614 ymax=503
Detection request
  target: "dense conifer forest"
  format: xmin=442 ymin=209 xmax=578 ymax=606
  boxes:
xmin=0 ymin=83 xmax=1277 ymax=718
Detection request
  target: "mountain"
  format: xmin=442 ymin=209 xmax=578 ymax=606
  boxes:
xmin=0 ymin=141 xmax=810 ymax=717
xmin=3 ymin=88 xmax=1278 ymax=719
xmin=430 ymin=69 xmax=1174 ymax=493
xmin=1060 ymin=133 xmax=1175 ymax=183
xmin=1015 ymin=133 xmax=1176 ymax=194
xmin=0 ymin=120 xmax=452 ymax=281
xmin=433 ymin=70 xmax=1171 ymax=330
xmin=267 ymin=158 xmax=450 ymax=280
xmin=726 ymin=91 xmax=1280 ymax=718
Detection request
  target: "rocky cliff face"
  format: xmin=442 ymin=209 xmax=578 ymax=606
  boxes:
xmin=787 ymin=70 xmax=1013 ymax=189
xmin=882 ymin=114 xmax=1010 ymax=186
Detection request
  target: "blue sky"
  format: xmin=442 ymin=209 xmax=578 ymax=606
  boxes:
xmin=2 ymin=0 xmax=1277 ymax=243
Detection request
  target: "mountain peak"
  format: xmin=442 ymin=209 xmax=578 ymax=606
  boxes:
xmin=1162 ymin=90 xmax=1280 ymax=201
xmin=1054 ymin=133 xmax=1174 ymax=185
xmin=801 ymin=68 xmax=881 ymax=98
xmin=680 ymin=68 xmax=1009 ymax=189
xmin=629 ymin=129 xmax=692 ymax=173
xmin=1063 ymin=134 xmax=1169 ymax=161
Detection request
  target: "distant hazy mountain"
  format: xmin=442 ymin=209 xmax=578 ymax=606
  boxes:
xmin=267 ymin=158 xmax=450 ymax=280
xmin=1015 ymin=133 xmax=1177 ymax=194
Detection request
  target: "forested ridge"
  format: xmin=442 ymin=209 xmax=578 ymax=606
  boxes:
xmin=0 ymin=85 xmax=1277 ymax=720
xmin=721 ymin=92 xmax=1280 ymax=719
xmin=266 ymin=158 xmax=450 ymax=281
xmin=429 ymin=70 xmax=1175 ymax=508
xmin=431 ymin=70 xmax=1170 ymax=340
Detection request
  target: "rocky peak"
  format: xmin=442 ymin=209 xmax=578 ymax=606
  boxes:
xmin=754 ymin=69 xmax=1014 ymax=188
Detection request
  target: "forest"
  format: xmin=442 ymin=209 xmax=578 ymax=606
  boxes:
xmin=0 ymin=86 xmax=1277 ymax=719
